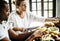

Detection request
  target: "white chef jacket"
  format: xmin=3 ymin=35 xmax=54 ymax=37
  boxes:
xmin=0 ymin=21 xmax=9 ymax=40
xmin=7 ymin=11 xmax=45 ymax=29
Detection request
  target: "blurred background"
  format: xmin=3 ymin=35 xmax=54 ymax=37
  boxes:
xmin=5 ymin=0 xmax=60 ymax=18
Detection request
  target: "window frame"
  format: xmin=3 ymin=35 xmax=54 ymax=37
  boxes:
xmin=29 ymin=0 xmax=56 ymax=17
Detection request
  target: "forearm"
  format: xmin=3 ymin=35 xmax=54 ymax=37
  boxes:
xmin=8 ymin=28 xmax=18 ymax=39
xmin=8 ymin=28 xmax=27 ymax=39
xmin=29 ymin=13 xmax=45 ymax=22
xmin=13 ymin=27 xmax=20 ymax=31
xmin=25 ymin=34 xmax=35 ymax=41
xmin=18 ymin=31 xmax=34 ymax=39
xmin=25 ymin=30 xmax=43 ymax=41
xmin=13 ymin=27 xmax=24 ymax=32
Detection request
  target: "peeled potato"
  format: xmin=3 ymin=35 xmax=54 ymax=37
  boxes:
xmin=45 ymin=22 xmax=54 ymax=27
xmin=42 ymin=34 xmax=51 ymax=40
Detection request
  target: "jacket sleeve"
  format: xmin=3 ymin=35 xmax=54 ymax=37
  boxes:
xmin=27 ymin=12 xmax=45 ymax=22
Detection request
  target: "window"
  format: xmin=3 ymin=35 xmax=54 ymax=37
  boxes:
xmin=11 ymin=0 xmax=16 ymax=11
xmin=30 ymin=0 xmax=56 ymax=18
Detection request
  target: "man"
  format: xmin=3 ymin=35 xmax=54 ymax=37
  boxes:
xmin=8 ymin=0 xmax=43 ymax=41
xmin=0 ymin=0 xmax=10 ymax=41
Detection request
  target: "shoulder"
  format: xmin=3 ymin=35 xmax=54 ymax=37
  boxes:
xmin=8 ymin=11 xmax=17 ymax=18
xmin=26 ymin=11 xmax=32 ymax=14
xmin=26 ymin=11 xmax=32 ymax=16
xmin=9 ymin=11 xmax=16 ymax=16
xmin=25 ymin=11 xmax=33 ymax=19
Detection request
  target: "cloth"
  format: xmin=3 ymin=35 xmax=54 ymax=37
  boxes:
xmin=7 ymin=11 xmax=45 ymax=29
xmin=7 ymin=11 xmax=32 ymax=29
xmin=0 ymin=21 xmax=9 ymax=40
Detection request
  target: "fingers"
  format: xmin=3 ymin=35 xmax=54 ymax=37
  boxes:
xmin=33 ymin=30 xmax=43 ymax=38
xmin=22 ymin=28 xmax=26 ymax=32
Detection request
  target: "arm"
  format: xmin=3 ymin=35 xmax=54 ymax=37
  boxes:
xmin=28 ymin=12 xmax=45 ymax=22
xmin=13 ymin=27 xmax=26 ymax=32
xmin=8 ymin=28 xmax=34 ymax=39
xmin=25 ymin=34 xmax=35 ymax=41
xmin=25 ymin=30 xmax=43 ymax=41
xmin=8 ymin=28 xmax=18 ymax=39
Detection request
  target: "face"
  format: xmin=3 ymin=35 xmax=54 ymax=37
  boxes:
xmin=3 ymin=4 xmax=10 ymax=19
xmin=5 ymin=4 xmax=10 ymax=15
xmin=16 ymin=1 xmax=26 ymax=14
xmin=20 ymin=1 xmax=26 ymax=11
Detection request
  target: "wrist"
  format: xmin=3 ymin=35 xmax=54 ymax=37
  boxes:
xmin=26 ymin=34 xmax=35 ymax=41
